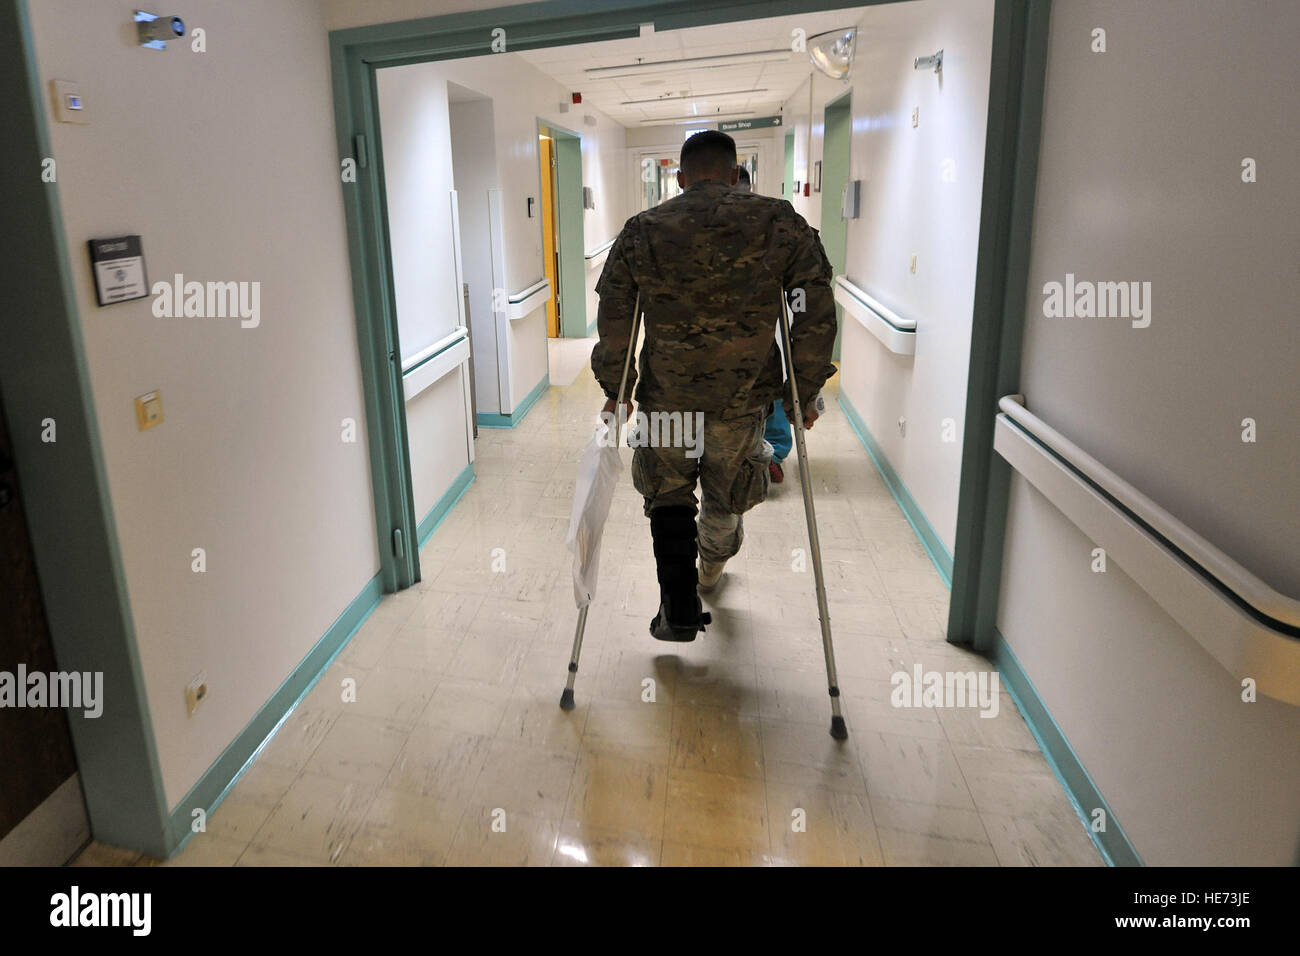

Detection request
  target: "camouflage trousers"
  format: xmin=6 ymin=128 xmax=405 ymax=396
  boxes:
xmin=630 ymin=409 xmax=773 ymax=563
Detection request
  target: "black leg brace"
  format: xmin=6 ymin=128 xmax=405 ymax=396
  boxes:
xmin=649 ymin=505 xmax=711 ymax=640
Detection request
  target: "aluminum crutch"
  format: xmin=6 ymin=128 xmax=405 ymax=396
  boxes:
xmin=560 ymin=293 xmax=641 ymax=711
xmin=776 ymin=293 xmax=848 ymax=740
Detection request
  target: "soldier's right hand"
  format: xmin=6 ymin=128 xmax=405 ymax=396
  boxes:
xmin=602 ymin=397 xmax=634 ymax=424
xmin=787 ymin=392 xmax=823 ymax=430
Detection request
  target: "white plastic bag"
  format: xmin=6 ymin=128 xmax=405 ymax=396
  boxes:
xmin=565 ymin=418 xmax=624 ymax=608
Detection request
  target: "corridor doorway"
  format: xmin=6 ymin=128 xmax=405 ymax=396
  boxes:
xmin=819 ymin=90 xmax=852 ymax=360
xmin=543 ymin=124 xmax=587 ymax=337
xmin=538 ymin=131 xmax=561 ymax=337
xmin=0 ymin=388 xmax=88 ymax=864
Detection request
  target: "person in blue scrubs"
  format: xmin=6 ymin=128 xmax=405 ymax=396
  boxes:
xmin=763 ymin=400 xmax=792 ymax=483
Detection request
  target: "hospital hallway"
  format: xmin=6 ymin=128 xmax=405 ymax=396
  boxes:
xmin=69 ymin=357 xmax=1101 ymax=867
xmin=4 ymin=0 xmax=1299 ymax=906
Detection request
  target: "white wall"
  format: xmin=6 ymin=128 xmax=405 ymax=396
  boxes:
xmin=406 ymin=372 xmax=471 ymax=522
xmin=28 ymin=0 xmax=379 ymax=808
xmin=375 ymin=67 xmax=474 ymax=528
xmin=377 ymin=69 xmax=460 ymax=362
xmin=997 ymin=0 xmax=1300 ymax=865
xmin=449 ymin=97 xmax=502 ymax=415
xmin=379 ymin=52 xmax=629 ymax=412
xmin=781 ymin=0 xmax=996 ymax=555
xmin=325 ymin=0 xmax=633 ymax=356
xmin=780 ymin=73 xmax=826 ymax=227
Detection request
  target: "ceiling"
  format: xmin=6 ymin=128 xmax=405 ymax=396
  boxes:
xmin=517 ymin=8 xmax=868 ymax=130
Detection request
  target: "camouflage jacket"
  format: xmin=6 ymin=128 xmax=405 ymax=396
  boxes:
xmin=591 ymin=180 xmax=838 ymax=419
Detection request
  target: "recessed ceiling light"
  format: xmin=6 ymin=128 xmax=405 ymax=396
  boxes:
xmin=586 ymin=49 xmax=791 ymax=78
xmin=620 ymin=89 xmax=765 ymax=106
xmin=638 ymin=110 xmax=756 ymax=125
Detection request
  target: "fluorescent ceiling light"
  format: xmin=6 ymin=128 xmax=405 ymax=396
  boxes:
xmin=639 ymin=111 xmax=755 ymax=126
xmin=587 ymin=49 xmax=791 ymax=79
xmin=808 ymin=28 xmax=857 ymax=80
xmin=620 ymin=88 xmax=766 ymax=105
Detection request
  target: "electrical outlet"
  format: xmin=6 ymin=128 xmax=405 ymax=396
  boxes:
xmin=898 ymin=417 xmax=907 ymax=436
xmin=185 ymin=672 xmax=208 ymax=716
xmin=912 ymin=106 xmax=919 ymax=128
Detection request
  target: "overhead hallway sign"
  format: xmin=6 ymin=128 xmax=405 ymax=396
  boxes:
xmin=718 ymin=116 xmax=782 ymax=132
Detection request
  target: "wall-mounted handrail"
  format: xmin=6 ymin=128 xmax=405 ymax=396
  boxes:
xmin=833 ymin=275 xmax=916 ymax=356
xmin=508 ymin=277 xmax=549 ymax=304
xmin=834 ymin=275 xmax=915 ymax=330
xmin=584 ymin=237 xmax=615 ymax=268
xmin=507 ymin=277 xmax=551 ymax=322
xmin=401 ymin=326 xmax=469 ymax=402
xmin=402 ymin=326 xmax=467 ymax=374
xmin=995 ymin=394 xmax=1300 ymax=704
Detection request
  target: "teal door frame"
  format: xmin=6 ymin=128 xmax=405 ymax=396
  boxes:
xmin=948 ymin=0 xmax=1052 ymax=650
xmin=550 ymin=126 xmax=588 ymax=337
xmin=324 ymin=0 xmax=1053 ymax=645
xmin=818 ymin=89 xmax=852 ymax=361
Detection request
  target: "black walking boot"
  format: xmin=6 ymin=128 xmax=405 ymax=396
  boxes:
xmin=648 ymin=505 xmax=712 ymax=642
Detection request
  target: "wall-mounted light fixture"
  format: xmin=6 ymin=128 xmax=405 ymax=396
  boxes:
xmin=134 ymin=10 xmax=185 ymax=50
xmin=914 ymin=50 xmax=943 ymax=74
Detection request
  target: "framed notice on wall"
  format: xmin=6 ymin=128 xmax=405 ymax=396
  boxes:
xmin=87 ymin=236 xmax=148 ymax=306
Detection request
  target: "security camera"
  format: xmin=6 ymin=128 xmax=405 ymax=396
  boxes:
xmin=135 ymin=12 xmax=185 ymax=46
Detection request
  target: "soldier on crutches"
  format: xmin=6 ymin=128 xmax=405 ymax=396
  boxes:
xmin=563 ymin=129 xmax=847 ymax=737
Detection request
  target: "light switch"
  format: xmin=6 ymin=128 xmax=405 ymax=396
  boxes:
xmin=135 ymin=390 xmax=164 ymax=431
xmin=912 ymin=106 xmax=919 ymax=128
xmin=51 ymin=80 xmax=89 ymax=124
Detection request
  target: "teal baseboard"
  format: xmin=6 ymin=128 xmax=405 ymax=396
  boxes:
xmin=990 ymin=630 xmax=1143 ymax=867
xmin=417 ymin=462 xmax=475 ymax=548
xmin=161 ymin=572 xmax=384 ymax=857
xmin=476 ymin=373 xmax=550 ymax=429
xmin=837 ymin=392 xmax=954 ymax=586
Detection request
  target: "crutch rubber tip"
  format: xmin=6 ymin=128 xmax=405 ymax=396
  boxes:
xmin=829 ymin=716 xmax=848 ymax=740
xmin=559 ymin=689 xmax=576 ymax=711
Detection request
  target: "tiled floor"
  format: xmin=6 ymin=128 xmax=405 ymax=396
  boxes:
xmin=73 ymin=366 xmax=1102 ymax=867
xmin=546 ymin=335 xmax=597 ymax=386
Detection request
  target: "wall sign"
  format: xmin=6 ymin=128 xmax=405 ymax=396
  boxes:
xmin=718 ymin=115 xmax=783 ymax=132
xmin=88 ymin=236 xmax=148 ymax=306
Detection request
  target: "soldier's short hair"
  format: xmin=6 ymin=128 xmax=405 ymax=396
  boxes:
xmin=681 ymin=130 xmax=737 ymax=179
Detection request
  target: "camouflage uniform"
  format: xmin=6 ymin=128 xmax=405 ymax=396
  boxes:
xmin=592 ymin=180 xmax=837 ymax=559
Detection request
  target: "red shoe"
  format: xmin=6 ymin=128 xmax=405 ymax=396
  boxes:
xmin=769 ymin=461 xmax=784 ymax=483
